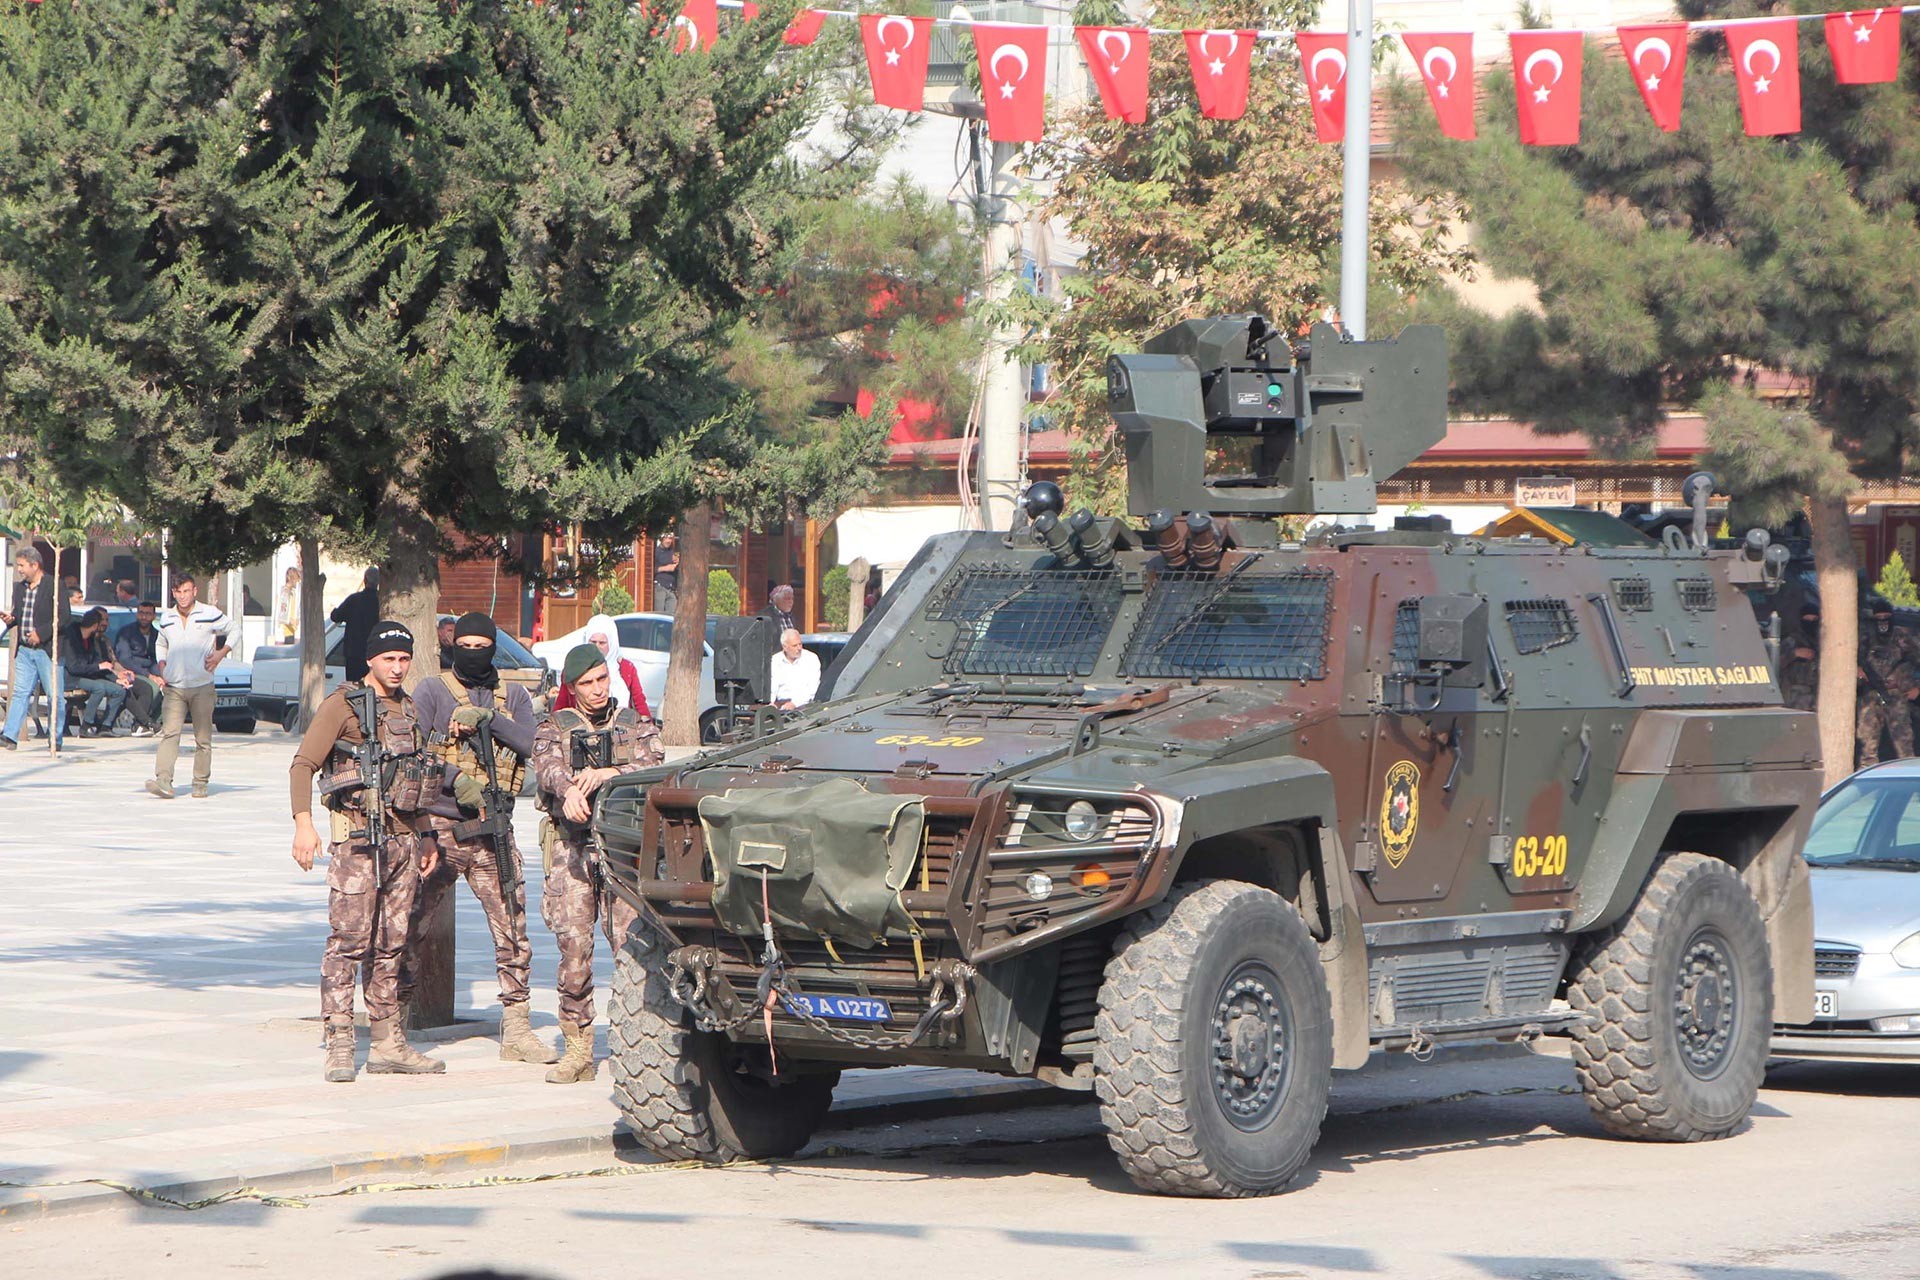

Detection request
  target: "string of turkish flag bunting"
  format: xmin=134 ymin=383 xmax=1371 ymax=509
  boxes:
xmin=676 ymin=0 xmax=1919 ymax=144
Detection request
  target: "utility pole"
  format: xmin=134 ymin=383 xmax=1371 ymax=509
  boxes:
xmin=1338 ymin=0 xmax=1373 ymax=341
xmin=974 ymin=128 xmax=1026 ymax=532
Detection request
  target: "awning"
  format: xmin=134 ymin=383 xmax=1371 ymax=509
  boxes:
xmin=833 ymin=505 xmax=973 ymax=572
xmin=1475 ymin=507 xmax=1654 ymax=546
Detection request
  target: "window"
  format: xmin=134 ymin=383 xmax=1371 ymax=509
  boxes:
xmin=616 ymin=619 xmax=653 ymax=651
xmin=926 ymin=566 xmax=1124 ymax=678
xmin=1389 ymin=600 xmax=1421 ymax=676
xmin=1124 ymin=568 xmax=1334 ymax=681
xmin=1676 ymin=578 xmax=1718 ymax=611
xmin=1610 ymin=578 xmax=1653 ymax=612
xmin=1505 ymin=599 xmax=1577 ymax=654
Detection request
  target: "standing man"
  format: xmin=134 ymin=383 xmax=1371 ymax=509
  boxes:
xmin=1780 ymin=606 xmax=1819 ymax=713
xmin=652 ymin=532 xmax=678 ymax=615
xmin=330 ymin=567 xmax=381 ymax=684
xmin=770 ymin=628 xmax=821 ymax=711
xmin=278 ymin=565 xmax=302 ymax=644
xmin=1857 ymin=599 xmax=1920 ymax=766
xmin=399 ymin=612 xmax=556 ymax=1065
xmin=62 ymin=607 xmax=132 ymax=736
xmin=290 ymin=621 xmax=444 ymax=1082
xmin=532 ymin=644 xmax=664 ymax=1083
xmin=763 ymin=584 xmax=798 ymax=636
xmin=147 ymin=575 xmax=232 ymax=799
xmin=115 ymin=600 xmax=166 ymax=735
xmin=1 ymin=547 xmax=65 ymax=752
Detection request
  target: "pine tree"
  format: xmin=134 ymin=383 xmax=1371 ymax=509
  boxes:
xmin=1009 ymin=0 xmax=1472 ymax=513
xmin=0 ymin=0 xmax=895 ymax=704
xmin=1390 ymin=2 xmax=1920 ymax=783
xmin=1878 ymin=551 xmax=1920 ymax=609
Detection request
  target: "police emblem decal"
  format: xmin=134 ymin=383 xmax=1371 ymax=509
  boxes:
xmin=1379 ymin=760 xmax=1420 ymax=868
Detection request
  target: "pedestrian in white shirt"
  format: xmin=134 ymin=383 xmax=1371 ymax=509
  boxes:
xmin=770 ymin=628 xmax=821 ymax=710
xmin=147 ymin=575 xmax=232 ymax=799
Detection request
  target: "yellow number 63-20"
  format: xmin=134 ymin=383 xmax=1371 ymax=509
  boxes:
xmin=1511 ymin=834 xmax=1568 ymax=878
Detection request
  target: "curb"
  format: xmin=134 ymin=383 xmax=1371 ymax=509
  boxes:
xmin=0 ymin=1077 xmax=1057 ymax=1224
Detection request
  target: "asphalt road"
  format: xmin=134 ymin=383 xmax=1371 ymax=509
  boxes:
xmin=9 ymin=1051 xmax=1917 ymax=1280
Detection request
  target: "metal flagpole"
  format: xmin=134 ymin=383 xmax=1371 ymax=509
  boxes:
xmin=1339 ymin=0 xmax=1372 ymax=341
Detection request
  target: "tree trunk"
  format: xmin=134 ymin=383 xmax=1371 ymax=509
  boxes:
xmin=848 ymin=556 xmax=871 ymax=632
xmin=379 ymin=493 xmax=453 ymax=1026
xmin=298 ymin=536 xmax=325 ymax=732
xmin=662 ymin=503 xmax=711 ymax=747
xmin=1810 ymin=492 xmax=1859 ymax=788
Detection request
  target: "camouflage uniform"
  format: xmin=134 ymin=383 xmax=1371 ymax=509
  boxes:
xmin=1857 ymin=624 xmax=1920 ymax=765
xmin=531 ymin=706 xmax=663 ymax=1029
xmin=1779 ymin=652 xmax=1818 ymax=712
xmin=402 ymin=816 xmax=532 ymax=1008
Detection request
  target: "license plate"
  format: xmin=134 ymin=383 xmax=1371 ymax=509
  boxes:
xmin=1813 ymin=991 xmax=1838 ymax=1019
xmin=216 ymin=695 xmax=247 ymax=708
xmin=784 ymin=993 xmax=892 ymax=1024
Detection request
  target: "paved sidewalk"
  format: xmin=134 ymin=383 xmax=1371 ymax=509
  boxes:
xmin=0 ymin=731 xmax=1033 ymax=1219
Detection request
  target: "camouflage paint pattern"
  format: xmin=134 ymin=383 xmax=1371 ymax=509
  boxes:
xmin=400 ymin=815 xmax=532 ymax=1010
xmin=320 ymin=834 xmax=423 ymax=1021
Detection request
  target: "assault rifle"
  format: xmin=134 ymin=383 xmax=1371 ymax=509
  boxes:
xmin=453 ymin=716 xmax=518 ymax=897
xmin=349 ymin=685 xmax=390 ymax=882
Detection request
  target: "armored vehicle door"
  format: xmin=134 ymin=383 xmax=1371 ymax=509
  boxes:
xmin=1354 ymin=590 xmax=1511 ymax=908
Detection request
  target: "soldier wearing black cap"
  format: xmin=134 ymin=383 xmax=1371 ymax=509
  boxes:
xmin=397 ymin=611 xmax=556 ymax=1065
xmin=288 ymin=620 xmax=447 ymax=1082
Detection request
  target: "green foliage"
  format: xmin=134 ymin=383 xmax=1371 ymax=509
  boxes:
xmin=594 ymin=582 xmax=636 ymax=617
xmin=0 ymin=0 xmax=898 ymax=574
xmin=707 ymin=568 xmax=740 ymax=617
xmin=1017 ymin=0 xmax=1473 ymax=513
xmin=819 ymin=563 xmax=851 ymax=631
xmin=1879 ymin=551 xmax=1920 ymax=608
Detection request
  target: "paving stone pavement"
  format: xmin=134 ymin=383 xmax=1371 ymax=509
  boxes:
xmin=0 ymin=728 xmax=1030 ymax=1216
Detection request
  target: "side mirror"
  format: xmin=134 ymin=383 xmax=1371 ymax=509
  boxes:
xmin=1386 ymin=596 xmax=1490 ymax=713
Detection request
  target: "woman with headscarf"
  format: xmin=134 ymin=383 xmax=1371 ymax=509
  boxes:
xmin=552 ymin=613 xmax=650 ymax=718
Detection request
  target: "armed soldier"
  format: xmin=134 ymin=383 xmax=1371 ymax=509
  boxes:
xmin=397 ymin=612 xmax=556 ymax=1065
xmin=1857 ymin=598 xmax=1920 ymax=765
xmin=289 ymin=621 xmax=447 ymax=1083
xmin=531 ymin=643 xmax=664 ymax=1083
xmin=1779 ymin=605 xmax=1819 ymax=712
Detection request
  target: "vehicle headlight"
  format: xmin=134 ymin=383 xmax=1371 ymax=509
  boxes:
xmin=1891 ymin=932 xmax=1920 ymax=969
xmin=1064 ymin=800 xmax=1102 ymax=841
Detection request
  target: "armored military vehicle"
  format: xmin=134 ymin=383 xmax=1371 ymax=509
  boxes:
xmin=593 ymin=315 xmax=1820 ymax=1197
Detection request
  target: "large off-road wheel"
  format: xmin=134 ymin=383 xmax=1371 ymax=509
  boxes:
xmin=1566 ymin=852 xmax=1772 ymax=1142
xmin=607 ymin=925 xmax=838 ymax=1162
xmin=1093 ymin=879 xmax=1333 ymax=1198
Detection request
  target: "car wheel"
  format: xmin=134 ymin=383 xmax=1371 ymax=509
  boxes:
xmin=606 ymin=921 xmax=838 ymax=1161
xmin=1566 ymin=852 xmax=1772 ymax=1142
xmin=280 ymin=704 xmax=301 ymax=734
xmin=699 ymin=709 xmax=726 ymax=745
xmin=1094 ymin=879 xmax=1333 ymax=1198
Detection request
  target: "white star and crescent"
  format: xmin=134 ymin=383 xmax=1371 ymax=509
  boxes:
xmin=877 ymin=14 xmax=914 ymax=66
xmin=1521 ymin=47 xmax=1563 ymax=103
xmin=1632 ymin=36 xmax=1670 ymax=93
xmin=1096 ymin=28 xmax=1131 ymax=75
xmin=1309 ymin=46 xmax=1345 ymax=103
xmin=1421 ymin=45 xmax=1457 ymax=98
xmin=988 ymin=41 xmax=1029 ymax=99
xmin=1201 ymin=29 xmax=1237 ymax=77
xmin=1742 ymin=37 xmax=1780 ymax=95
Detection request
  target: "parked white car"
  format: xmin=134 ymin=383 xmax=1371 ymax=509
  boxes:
xmin=531 ymin=612 xmax=728 ymax=739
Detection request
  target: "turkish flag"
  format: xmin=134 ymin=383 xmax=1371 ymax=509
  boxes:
xmin=1184 ymin=29 xmax=1255 ymax=121
xmin=975 ymin=24 xmax=1048 ymax=143
xmin=1294 ymin=32 xmax=1349 ymax=143
xmin=1402 ymin=32 xmax=1475 ymax=139
xmin=1076 ymin=26 xmax=1150 ymax=124
xmin=861 ymin=14 xmax=935 ymax=112
xmin=1726 ymin=19 xmax=1799 ymax=136
xmin=1827 ymin=10 xmax=1900 ymax=84
xmin=1619 ymin=23 xmax=1687 ymax=131
xmin=783 ymin=8 xmax=826 ymax=45
xmin=673 ymin=0 xmax=717 ymax=52
xmin=1509 ymin=30 xmax=1582 ymax=145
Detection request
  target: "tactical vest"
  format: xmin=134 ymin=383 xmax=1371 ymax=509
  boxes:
xmin=537 ymin=706 xmax=652 ymax=818
xmin=322 ymin=683 xmax=431 ymax=817
xmin=434 ymin=671 xmax=528 ymax=795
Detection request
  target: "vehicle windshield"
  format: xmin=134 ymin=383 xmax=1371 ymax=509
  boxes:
xmin=492 ymin=629 xmax=539 ymax=668
xmin=1805 ymin=775 xmax=1920 ymax=870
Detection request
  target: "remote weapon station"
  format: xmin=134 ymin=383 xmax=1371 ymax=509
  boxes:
xmin=594 ymin=317 xmax=1818 ymax=1197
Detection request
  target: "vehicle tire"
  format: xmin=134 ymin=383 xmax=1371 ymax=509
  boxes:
xmin=698 ymin=709 xmax=725 ymax=745
xmin=1093 ymin=879 xmax=1333 ymax=1198
xmin=607 ymin=921 xmax=838 ymax=1162
xmin=280 ymin=704 xmax=300 ymax=734
xmin=1566 ymin=852 xmax=1772 ymax=1143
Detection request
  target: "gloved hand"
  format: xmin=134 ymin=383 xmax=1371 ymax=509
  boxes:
xmin=451 ymin=705 xmax=495 ymax=731
xmin=453 ymin=772 xmax=486 ymax=810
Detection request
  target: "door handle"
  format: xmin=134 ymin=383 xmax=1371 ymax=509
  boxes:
xmin=1572 ymin=723 xmax=1593 ymax=789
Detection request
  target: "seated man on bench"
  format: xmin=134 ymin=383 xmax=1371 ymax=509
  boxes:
xmin=62 ymin=607 xmax=132 ymax=737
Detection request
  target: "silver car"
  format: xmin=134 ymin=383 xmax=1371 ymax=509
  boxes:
xmin=1770 ymin=758 xmax=1920 ymax=1062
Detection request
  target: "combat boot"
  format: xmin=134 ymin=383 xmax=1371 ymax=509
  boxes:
xmin=499 ymin=1003 xmax=559 ymax=1064
xmin=366 ymin=1015 xmax=447 ymax=1074
xmin=323 ymin=1016 xmax=357 ymax=1083
xmin=545 ymin=1021 xmax=596 ymax=1083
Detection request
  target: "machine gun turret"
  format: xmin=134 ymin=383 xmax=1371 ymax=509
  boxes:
xmin=1106 ymin=315 xmax=1447 ymax=517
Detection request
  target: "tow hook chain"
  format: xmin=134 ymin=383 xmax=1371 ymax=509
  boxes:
xmin=663 ymin=945 xmax=978 ymax=1050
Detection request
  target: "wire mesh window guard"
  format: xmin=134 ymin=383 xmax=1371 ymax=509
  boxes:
xmin=1610 ymin=577 xmax=1653 ymax=612
xmin=1390 ymin=600 xmax=1421 ymax=676
xmin=925 ymin=566 xmax=1124 ymax=677
xmin=1505 ymin=599 xmax=1578 ymax=654
xmin=1123 ymin=568 xmax=1334 ymax=681
xmin=1676 ymin=578 xmax=1718 ymax=611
